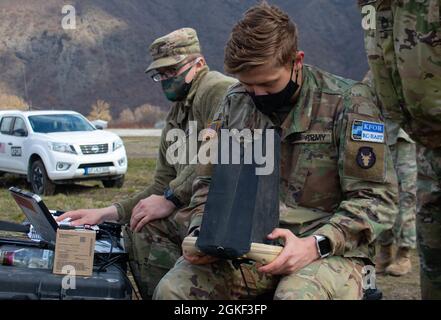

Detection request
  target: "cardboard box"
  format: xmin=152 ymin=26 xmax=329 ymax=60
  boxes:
xmin=53 ymin=229 xmax=96 ymax=277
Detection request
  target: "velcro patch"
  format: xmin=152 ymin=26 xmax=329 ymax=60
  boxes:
xmin=345 ymin=142 xmax=385 ymax=183
xmin=292 ymin=132 xmax=332 ymax=144
xmin=351 ymin=120 xmax=385 ymax=144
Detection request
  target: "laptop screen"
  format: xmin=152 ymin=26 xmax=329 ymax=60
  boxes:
xmin=8 ymin=187 xmax=125 ymax=254
xmin=9 ymin=187 xmax=58 ymax=244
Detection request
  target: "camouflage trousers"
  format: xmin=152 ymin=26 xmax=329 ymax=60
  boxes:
xmin=378 ymin=139 xmax=417 ymax=248
xmin=123 ymin=214 xmax=186 ymax=299
xmin=416 ymin=145 xmax=441 ymax=300
xmin=153 ymin=256 xmax=365 ymax=300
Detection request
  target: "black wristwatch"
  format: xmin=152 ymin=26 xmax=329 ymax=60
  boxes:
xmin=164 ymin=188 xmax=184 ymax=209
xmin=313 ymin=235 xmax=331 ymax=259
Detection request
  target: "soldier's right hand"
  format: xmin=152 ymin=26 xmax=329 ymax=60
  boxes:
xmin=56 ymin=206 xmax=118 ymax=227
xmin=130 ymin=195 xmax=176 ymax=232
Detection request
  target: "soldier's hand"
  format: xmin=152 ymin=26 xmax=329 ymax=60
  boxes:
xmin=130 ymin=195 xmax=176 ymax=232
xmin=258 ymin=228 xmax=319 ymax=275
xmin=56 ymin=206 xmax=118 ymax=227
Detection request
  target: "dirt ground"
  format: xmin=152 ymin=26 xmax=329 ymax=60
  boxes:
xmin=0 ymin=136 xmax=422 ymax=300
xmin=376 ymin=248 xmax=421 ymax=300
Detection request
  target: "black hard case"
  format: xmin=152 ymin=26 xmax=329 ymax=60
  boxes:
xmin=0 ymin=262 xmax=132 ymax=300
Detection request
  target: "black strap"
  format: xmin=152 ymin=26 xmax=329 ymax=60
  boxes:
xmin=0 ymin=220 xmax=30 ymax=234
xmin=232 ymin=259 xmax=254 ymax=298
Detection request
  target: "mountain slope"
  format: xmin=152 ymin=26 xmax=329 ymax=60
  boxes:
xmin=0 ymin=0 xmax=368 ymax=116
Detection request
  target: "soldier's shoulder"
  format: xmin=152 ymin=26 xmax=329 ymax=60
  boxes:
xmin=203 ymin=71 xmax=237 ymax=88
xmin=306 ymin=65 xmax=356 ymax=96
xmin=222 ymin=82 xmax=256 ymax=108
xmin=342 ymin=81 xmax=382 ymax=118
xmin=209 ymin=82 xmax=256 ymax=121
xmin=223 ymin=81 xmax=248 ymax=95
xmin=195 ymin=70 xmax=237 ymax=105
xmin=306 ymin=65 xmax=381 ymax=117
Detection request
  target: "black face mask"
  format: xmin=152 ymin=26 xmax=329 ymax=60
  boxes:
xmin=250 ymin=64 xmax=299 ymax=116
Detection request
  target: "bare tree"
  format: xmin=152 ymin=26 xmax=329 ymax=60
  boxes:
xmin=116 ymin=108 xmax=136 ymax=127
xmin=134 ymin=104 xmax=166 ymax=127
xmin=88 ymin=99 xmax=112 ymax=122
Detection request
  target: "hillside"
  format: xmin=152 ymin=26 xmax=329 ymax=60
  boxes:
xmin=0 ymin=0 xmax=368 ymax=116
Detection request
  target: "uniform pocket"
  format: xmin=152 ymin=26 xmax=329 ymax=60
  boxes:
xmin=283 ymin=145 xmax=309 ymax=208
xmin=284 ymin=134 xmax=340 ymax=211
xmin=146 ymin=237 xmax=181 ymax=269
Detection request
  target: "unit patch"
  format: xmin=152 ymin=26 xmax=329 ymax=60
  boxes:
xmin=356 ymin=147 xmax=376 ymax=169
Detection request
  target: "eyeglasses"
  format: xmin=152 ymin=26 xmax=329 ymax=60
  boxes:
xmin=150 ymin=58 xmax=201 ymax=82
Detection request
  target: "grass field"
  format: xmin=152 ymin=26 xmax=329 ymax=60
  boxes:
xmin=0 ymin=136 xmax=421 ymax=300
xmin=0 ymin=137 xmax=160 ymax=223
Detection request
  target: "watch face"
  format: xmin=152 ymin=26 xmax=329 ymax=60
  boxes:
xmin=164 ymin=188 xmax=183 ymax=208
xmin=318 ymin=237 xmax=331 ymax=256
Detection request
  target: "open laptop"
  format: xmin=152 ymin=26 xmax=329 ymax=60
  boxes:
xmin=9 ymin=187 xmax=124 ymax=254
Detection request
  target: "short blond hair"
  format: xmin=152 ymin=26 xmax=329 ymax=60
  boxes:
xmin=224 ymin=1 xmax=298 ymax=74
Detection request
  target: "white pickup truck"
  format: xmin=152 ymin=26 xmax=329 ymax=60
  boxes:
xmin=0 ymin=110 xmax=127 ymax=195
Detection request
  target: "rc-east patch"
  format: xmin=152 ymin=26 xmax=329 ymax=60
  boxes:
xmin=344 ymin=116 xmax=386 ymax=183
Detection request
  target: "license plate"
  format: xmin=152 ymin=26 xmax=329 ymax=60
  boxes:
xmin=84 ymin=167 xmax=110 ymax=175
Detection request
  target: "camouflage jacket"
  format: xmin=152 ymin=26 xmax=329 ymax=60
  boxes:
xmin=360 ymin=0 xmax=441 ymax=148
xmin=115 ymin=66 xmax=236 ymax=223
xmin=182 ymin=65 xmax=398 ymax=262
xmin=363 ymin=71 xmax=415 ymax=146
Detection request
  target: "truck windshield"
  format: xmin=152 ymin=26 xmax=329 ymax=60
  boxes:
xmin=28 ymin=114 xmax=96 ymax=133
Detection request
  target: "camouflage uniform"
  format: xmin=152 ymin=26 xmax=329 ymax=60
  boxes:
xmin=360 ymin=0 xmax=441 ymax=298
xmin=114 ymin=28 xmax=236 ymax=299
xmin=377 ymin=121 xmax=417 ymax=249
xmin=153 ymin=65 xmax=399 ymax=300
xmin=417 ymin=145 xmax=441 ymax=298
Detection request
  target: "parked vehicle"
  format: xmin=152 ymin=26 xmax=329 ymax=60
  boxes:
xmin=0 ymin=110 xmax=127 ymax=195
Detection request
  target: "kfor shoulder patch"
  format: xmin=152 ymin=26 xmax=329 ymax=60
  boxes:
xmin=351 ymin=120 xmax=385 ymax=144
xmin=344 ymin=114 xmax=386 ymax=183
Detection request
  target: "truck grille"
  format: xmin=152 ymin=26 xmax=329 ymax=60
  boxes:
xmin=78 ymin=162 xmax=114 ymax=168
xmin=80 ymin=144 xmax=108 ymax=155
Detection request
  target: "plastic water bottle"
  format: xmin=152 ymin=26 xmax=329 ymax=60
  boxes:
xmin=0 ymin=246 xmax=54 ymax=269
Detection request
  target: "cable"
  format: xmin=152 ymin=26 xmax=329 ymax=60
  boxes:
xmin=96 ymin=228 xmax=115 ymax=262
xmin=112 ymin=263 xmax=141 ymax=300
xmin=96 ymin=254 xmax=123 ymax=272
xmin=88 ymin=227 xmax=140 ymax=300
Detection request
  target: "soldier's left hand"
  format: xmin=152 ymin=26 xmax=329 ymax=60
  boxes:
xmin=258 ymin=228 xmax=320 ymax=275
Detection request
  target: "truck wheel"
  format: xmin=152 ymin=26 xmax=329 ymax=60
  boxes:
xmin=102 ymin=176 xmax=125 ymax=189
xmin=30 ymin=160 xmax=56 ymax=196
